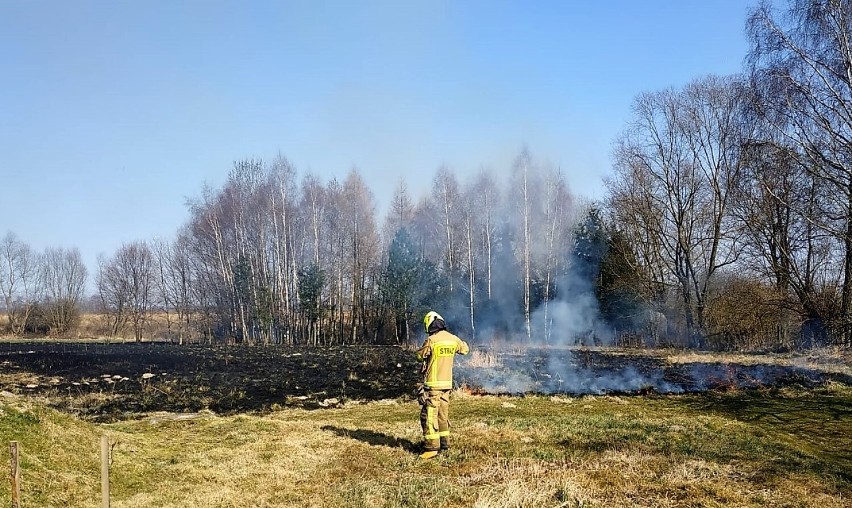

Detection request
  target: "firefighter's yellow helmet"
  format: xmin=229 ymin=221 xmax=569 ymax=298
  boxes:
xmin=423 ymin=311 xmax=443 ymax=333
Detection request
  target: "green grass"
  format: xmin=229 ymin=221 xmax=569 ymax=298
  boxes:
xmin=1 ymin=384 xmax=850 ymax=507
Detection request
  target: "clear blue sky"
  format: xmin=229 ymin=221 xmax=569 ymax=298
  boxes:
xmin=0 ymin=0 xmax=754 ymax=281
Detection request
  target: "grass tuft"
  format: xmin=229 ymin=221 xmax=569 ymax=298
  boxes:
xmin=465 ymin=350 xmax=503 ymax=369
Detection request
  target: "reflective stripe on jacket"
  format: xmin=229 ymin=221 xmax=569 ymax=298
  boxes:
xmin=416 ymin=330 xmax=470 ymax=389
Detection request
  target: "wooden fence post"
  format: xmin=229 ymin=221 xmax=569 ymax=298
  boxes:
xmin=100 ymin=435 xmax=109 ymax=508
xmin=10 ymin=441 xmax=21 ymax=508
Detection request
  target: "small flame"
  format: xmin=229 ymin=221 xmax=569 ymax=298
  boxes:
xmin=455 ymin=383 xmax=488 ymax=396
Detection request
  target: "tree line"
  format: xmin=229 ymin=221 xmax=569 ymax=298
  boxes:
xmin=0 ymin=236 xmax=87 ymax=337
xmin=606 ymin=0 xmax=852 ymax=350
xmin=2 ymin=0 xmax=851 ymax=350
xmin=0 ymin=152 xmax=581 ymax=346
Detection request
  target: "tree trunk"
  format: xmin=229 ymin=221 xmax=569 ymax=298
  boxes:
xmin=842 ymin=183 xmax=852 ymax=345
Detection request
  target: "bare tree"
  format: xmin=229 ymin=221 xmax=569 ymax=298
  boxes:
xmin=609 ymin=76 xmax=753 ymax=344
xmin=0 ymin=232 xmax=41 ymax=335
xmin=324 ymin=177 xmax=347 ymax=342
xmin=185 ymin=184 xmax=232 ymax=342
xmin=151 ymin=238 xmax=171 ymax=338
xmin=432 ymin=166 xmax=463 ymax=292
xmin=606 ymin=156 xmax=670 ymax=309
xmin=300 ymin=173 xmax=328 ymax=268
xmin=241 ymin=159 xmax=277 ymax=345
xmin=190 ymin=184 xmax=238 ymax=340
xmin=408 ymin=193 xmax=440 ymax=269
xmin=509 ymin=148 xmax=539 ymax=341
xmin=539 ymin=167 xmax=575 ymax=343
xmin=99 ymin=242 xmax=155 ymax=341
xmin=459 ymin=179 xmax=480 ymax=338
xmin=40 ymin=247 xmax=87 ymax=335
xmin=338 ymin=169 xmax=380 ymax=343
xmin=296 ymin=173 xmax=332 ymax=343
xmin=733 ymin=141 xmax=839 ymax=346
xmin=97 ymin=253 xmax=129 ymax=337
xmin=187 ymin=159 xmax=274 ymax=344
xmin=125 ymin=242 xmax=155 ymax=342
xmin=471 ymin=169 xmax=501 ymax=302
xmin=748 ymin=0 xmax=852 ymax=344
xmin=152 ymin=233 xmax=196 ymax=344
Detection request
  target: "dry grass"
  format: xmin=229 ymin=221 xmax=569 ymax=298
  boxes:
xmin=465 ymin=350 xmax=503 ymax=369
xmin=0 ymin=312 xmax=195 ymax=342
xmin=663 ymin=347 xmax=852 ymax=376
xmin=0 ymin=382 xmax=850 ymax=507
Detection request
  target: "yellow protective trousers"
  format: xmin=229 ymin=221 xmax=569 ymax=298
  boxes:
xmin=420 ymin=389 xmax=451 ymax=451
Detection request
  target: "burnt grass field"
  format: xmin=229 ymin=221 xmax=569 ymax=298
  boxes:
xmin=0 ymin=342 xmax=421 ymax=421
xmin=1 ymin=341 xmax=850 ymax=422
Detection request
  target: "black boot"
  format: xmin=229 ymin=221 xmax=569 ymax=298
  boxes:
xmin=440 ymin=436 xmax=449 ymax=451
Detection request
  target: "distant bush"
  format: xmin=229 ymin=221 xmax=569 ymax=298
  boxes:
xmin=706 ymin=276 xmax=805 ymax=351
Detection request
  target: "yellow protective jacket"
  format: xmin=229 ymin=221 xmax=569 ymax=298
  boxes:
xmin=416 ymin=330 xmax=470 ymax=390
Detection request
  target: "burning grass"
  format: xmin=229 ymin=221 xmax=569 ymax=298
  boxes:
xmin=0 ymin=383 xmax=849 ymax=507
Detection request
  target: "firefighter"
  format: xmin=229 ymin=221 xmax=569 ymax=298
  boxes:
xmin=416 ymin=311 xmax=469 ymax=459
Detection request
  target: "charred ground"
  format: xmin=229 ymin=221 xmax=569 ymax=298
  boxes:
xmin=0 ymin=342 xmax=421 ymax=420
xmin=1 ymin=341 xmax=850 ymax=422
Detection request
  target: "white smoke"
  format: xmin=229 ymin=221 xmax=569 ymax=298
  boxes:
xmin=531 ymin=297 xmax=612 ymax=346
xmin=457 ymin=347 xmax=683 ymax=395
xmin=456 ymin=348 xmax=835 ymax=395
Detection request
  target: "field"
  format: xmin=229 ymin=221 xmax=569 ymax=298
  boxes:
xmin=0 ymin=341 xmax=419 ymax=419
xmin=0 ymin=342 xmax=850 ymax=507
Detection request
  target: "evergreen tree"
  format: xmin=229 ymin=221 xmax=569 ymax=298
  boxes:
xmin=298 ymin=263 xmax=326 ymax=345
xmin=598 ymin=228 xmax=644 ymax=332
xmin=380 ymin=228 xmax=447 ymax=343
xmin=571 ymin=207 xmax=608 ymax=293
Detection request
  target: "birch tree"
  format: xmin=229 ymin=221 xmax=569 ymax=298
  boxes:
xmin=459 ymin=179 xmax=480 ymax=338
xmin=432 ymin=166 xmax=462 ymax=292
xmin=267 ymin=155 xmax=298 ymax=344
xmin=539 ymin=167 xmax=575 ymax=342
xmin=471 ymin=169 xmax=501 ymax=302
xmin=748 ymin=0 xmax=852 ymax=344
xmin=509 ymin=148 xmax=538 ymax=341
xmin=339 ymin=169 xmax=380 ymax=343
xmin=300 ymin=173 xmax=328 ymax=268
xmin=325 ymin=178 xmax=347 ymax=341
